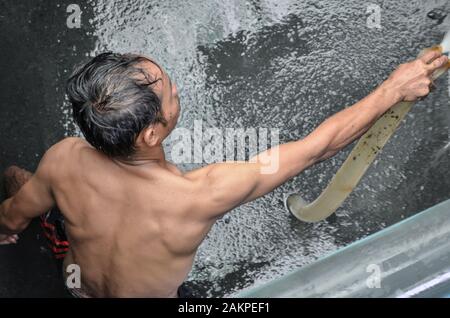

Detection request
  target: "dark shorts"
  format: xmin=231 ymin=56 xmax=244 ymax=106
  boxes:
xmin=39 ymin=207 xmax=194 ymax=298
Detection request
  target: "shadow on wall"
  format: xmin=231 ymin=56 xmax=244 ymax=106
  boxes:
xmin=0 ymin=0 xmax=95 ymax=297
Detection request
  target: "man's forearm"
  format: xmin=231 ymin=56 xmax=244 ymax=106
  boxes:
xmin=306 ymin=83 xmax=401 ymax=162
xmin=200 ymin=52 xmax=445 ymax=216
xmin=240 ymin=83 xmax=402 ymax=202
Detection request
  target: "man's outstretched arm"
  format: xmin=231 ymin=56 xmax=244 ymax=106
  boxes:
xmin=186 ymin=51 xmax=448 ymax=219
xmin=0 ymin=145 xmax=61 ymax=236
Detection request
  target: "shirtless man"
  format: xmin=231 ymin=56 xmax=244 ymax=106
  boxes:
xmin=0 ymin=50 xmax=447 ymax=297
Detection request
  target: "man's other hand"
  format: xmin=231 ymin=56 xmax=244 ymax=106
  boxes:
xmin=0 ymin=234 xmax=19 ymax=245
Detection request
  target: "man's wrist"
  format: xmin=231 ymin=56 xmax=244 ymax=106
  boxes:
xmin=371 ymin=80 xmax=403 ymax=116
xmin=378 ymin=79 xmax=403 ymax=105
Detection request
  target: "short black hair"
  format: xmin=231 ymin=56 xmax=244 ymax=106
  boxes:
xmin=66 ymin=52 xmax=166 ymax=158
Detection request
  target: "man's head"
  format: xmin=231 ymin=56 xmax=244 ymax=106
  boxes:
xmin=66 ymin=52 xmax=180 ymax=158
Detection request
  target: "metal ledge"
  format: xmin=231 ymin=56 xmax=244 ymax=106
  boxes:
xmin=238 ymin=198 xmax=450 ymax=298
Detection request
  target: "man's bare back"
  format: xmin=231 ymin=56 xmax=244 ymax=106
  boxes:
xmin=57 ymin=137 xmax=214 ymax=297
xmin=0 ymin=50 xmax=446 ymax=297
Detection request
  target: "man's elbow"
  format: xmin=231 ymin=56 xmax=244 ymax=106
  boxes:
xmin=0 ymin=200 xmax=30 ymax=235
xmin=0 ymin=216 xmax=28 ymax=234
xmin=0 ymin=211 xmax=30 ymax=234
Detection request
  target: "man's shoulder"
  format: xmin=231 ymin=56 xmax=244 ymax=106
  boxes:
xmin=48 ymin=137 xmax=89 ymax=154
xmin=42 ymin=137 xmax=89 ymax=166
xmin=56 ymin=136 xmax=89 ymax=148
xmin=37 ymin=137 xmax=92 ymax=182
xmin=32 ymin=138 xmax=82 ymax=182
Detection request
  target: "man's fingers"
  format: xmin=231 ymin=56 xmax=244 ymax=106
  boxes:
xmin=426 ymin=55 xmax=449 ymax=72
xmin=0 ymin=235 xmax=19 ymax=245
xmin=0 ymin=239 xmax=15 ymax=245
xmin=420 ymin=50 xmax=441 ymax=64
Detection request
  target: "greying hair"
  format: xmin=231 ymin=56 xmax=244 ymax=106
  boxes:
xmin=66 ymin=52 xmax=167 ymax=158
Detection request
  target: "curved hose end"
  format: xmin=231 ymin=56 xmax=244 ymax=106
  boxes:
xmin=285 ymin=193 xmax=315 ymax=223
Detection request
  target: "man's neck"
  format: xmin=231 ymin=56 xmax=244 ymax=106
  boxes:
xmin=113 ymin=145 xmax=167 ymax=167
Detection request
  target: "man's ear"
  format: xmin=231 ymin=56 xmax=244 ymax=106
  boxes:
xmin=142 ymin=125 xmax=160 ymax=147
